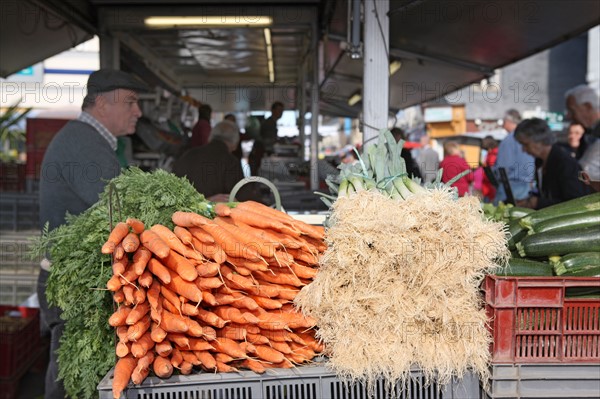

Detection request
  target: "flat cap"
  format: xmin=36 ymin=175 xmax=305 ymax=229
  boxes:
xmin=86 ymin=69 xmax=148 ymax=96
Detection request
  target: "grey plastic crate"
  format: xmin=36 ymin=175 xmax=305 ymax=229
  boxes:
xmin=98 ymin=363 xmax=481 ymax=399
xmin=482 ymin=363 xmax=600 ymax=398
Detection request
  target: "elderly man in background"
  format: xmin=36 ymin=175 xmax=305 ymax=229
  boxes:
xmin=172 ymin=120 xmax=260 ymax=202
xmin=38 ymin=69 xmax=146 ymax=399
xmin=493 ymin=109 xmax=536 ymax=204
xmin=565 ymin=84 xmax=600 ymax=191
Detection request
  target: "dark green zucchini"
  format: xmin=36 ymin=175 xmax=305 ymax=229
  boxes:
xmin=527 ymin=210 xmax=600 ymax=235
xmin=520 ymin=192 xmax=600 ymax=230
xmin=551 ymin=252 xmax=600 ymax=276
xmin=516 ymin=225 xmax=600 ymax=258
xmin=566 ymin=287 xmax=600 ymax=297
xmin=493 ymin=258 xmax=554 ymax=276
xmin=507 ymin=219 xmax=526 ymax=250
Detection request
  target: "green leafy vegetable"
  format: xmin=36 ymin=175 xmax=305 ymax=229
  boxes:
xmin=30 ymin=167 xmax=211 ymax=398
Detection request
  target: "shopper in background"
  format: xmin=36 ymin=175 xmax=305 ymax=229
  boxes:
xmin=189 ymin=103 xmax=212 ymax=147
xmin=172 ymin=120 xmax=259 ymax=202
xmin=440 ymin=140 xmax=473 ymax=197
xmin=564 ymin=84 xmax=600 ymax=191
xmin=249 ymin=101 xmax=284 ymax=176
xmin=417 ymin=134 xmax=440 ymax=184
xmin=390 ymin=127 xmax=422 ymax=179
xmin=513 ymin=118 xmax=591 ymax=209
xmin=494 ymin=109 xmax=536 ymax=204
xmin=558 ymin=123 xmax=585 ymax=159
xmin=38 ymin=69 xmax=146 ymax=399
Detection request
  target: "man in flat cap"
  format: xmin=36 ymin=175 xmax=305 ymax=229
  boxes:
xmin=37 ymin=69 xmax=147 ymax=399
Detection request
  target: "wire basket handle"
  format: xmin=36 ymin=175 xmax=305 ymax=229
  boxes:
xmin=229 ymin=177 xmax=282 ymax=211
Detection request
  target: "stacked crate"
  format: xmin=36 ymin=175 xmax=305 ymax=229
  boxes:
xmin=483 ymin=276 xmax=600 ymax=398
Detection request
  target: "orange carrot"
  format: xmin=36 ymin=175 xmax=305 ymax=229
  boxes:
xmin=187 ymin=338 xmax=213 ymax=351
xmin=126 ymin=302 xmax=150 ymax=325
xmin=248 ymin=295 xmax=282 ymax=310
xmin=155 ymin=340 xmax=173 ymax=357
xmin=253 ymin=270 xmax=303 ymax=287
xmin=241 ymin=358 xmax=266 ymax=374
xmin=226 ymin=256 xmax=269 ymax=272
xmin=114 ymin=243 xmax=125 ymax=260
xmin=147 ymin=258 xmax=171 ymax=284
xmin=269 ymin=340 xmax=292 ymax=354
xmin=286 ymin=248 xmax=318 ymax=265
xmin=213 ymin=293 xmax=236 ymax=306
xmin=185 ymin=317 xmax=205 ymax=337
xmin=109 ymin=306 xmax=132 ymax=327
xmin=181 ymin=303 xmax=199 ymax=317
xmin=151 ymin=224 xmax=202 ymax=261
xmin=170 ymin=348 xmax=183 ymax=367
xmin=196 ymin=277 xmax=223 ymax=290
xmin=289 ymin=262 xmax=318 ymax=280
xmin=122 ymin=285 xmax=135 ymax=306
xmin=127 ymin=316 xmax=151 ymax=341
xmin=172 ymin=211 xmax=211 ymax=227
xmin=187 ymin=227 xmax=215 ymax=244
xmin=173 ymin=226 xmax=193 ymax=245
xmin=195 ymin=261 xmax=220 ymax=277
xmin=166 ymin=270 xmax=202 ymax=303
xmin=201 ymin=291 xmax=218 ymax=306
xmin=122 ymin=232 xmax=140 ymax=253
xmin=196 ymin=308 xmax=228 ymax=328
xmin=132 ymin=247 xmax=152 ymax=276
xmin=102 ymin=222 xmax=129 ymax=255
xmin=179 ymin=361 xmax=193 ymax=375
xmin=107 ymin=275 xmax=122 ymax=292
xmin=195 ymin=351 xmax=216 ymax=369
xmin=216 ymin=361 xmax=238 ymax=372
xmin=126 ymin=218 xmax=145 ymax=234
xmin=113 ymin=289 xmax=125 ymax=304
xmin=131 ymin=332 xmax=154 ymax=358
xmin=229 ymin=207 xmax=300 ymax=237
xmin=131 ymin=365 xmax=149 ymax=385
xmin=220 ymin=265 xmax=255 ymax=291
xmin=112 ymin=355 xmax=137 ymax=399
xmin=112 ymin=258 xmax=128 ymax=276
xmin=160 ymin=310 xmax=189 ymax=333
xmin=116 ymin=341 xmax=130 ymax=357
xmin=214 ymin=203 xmax=232 ymax=217
xmin=116 ymin=325 xmax=129 ymax=343
xmin=295 ymin=331 xmax=324 ymax=353
xmin=150 ymin=300 xmax=163 ymax=324
xmin=213 ymin=306 xmax=259 ymax=325
xmin=134 ymin=351 xmax=155 ymax=376
xmin=133 ymin=288 xmax=146 ymax=306
xmin=260 ymin=329 xmax=292 ymax=342
xmin=181 ymin=350 xmax=201 ymax=366
xmin=202 ymin=223 xmax=263 ymax=261
xmin=239 ymin=341 xmax=257 ymax=354
xmin=137 ymin=270 xmax=153 ymax=288
xmin=160 ymin=286 xmax=181 ymax=313
xmin=153 ymin=355 xmax=173 ymax=378
xmin=191 ymin=237 xmax=227 ymax=264
xmin=211 ymin=337 xmax=246 ymax=359
xmin=163 ymin=250 xmax=198 ymax=282
xmin=215 ymin=353 xmax=235 ymax=364
xmin=272 ymin=358 xmax=295 ymax=369
xmin=202 ymin=325 xmax=217 ymax=341
xmin=140 ymin=230 xmax=170 ymax=259
xmin=254 ymin=344 xmax=285 ymax=363
xmin=146 ymin=279 xmax=160 ymax=309
xmin=217 ymin=325 xmax=247 ymax=341
xmin=248 ymin=282 xmax=281 ymax=299
xmin=150 ymin=322 xmax=167 ymax=343
xmin=214 ymin=217 xmax=276 ymax=258
xmin=168 ymin=333 xmax=190 ymax=349
xmin=252 ymin=312 xmax=288 ymax=331
xmin=247 ymin=332 xmax=270 ymax=345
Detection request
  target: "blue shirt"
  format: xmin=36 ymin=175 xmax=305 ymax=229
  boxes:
xmin=494 ymin=132 xmax=536 ymax=202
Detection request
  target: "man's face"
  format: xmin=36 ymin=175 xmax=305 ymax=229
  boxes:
xmin=272 ymin=105 xmax=284 ymax=120
xmin=567 ymin=124 xmax=584 ymax=148
xmin=100 ymin=89 xmax=142 ymax=136
xmin=566 ymin=95 xmax=592 ymax=128
xmin=517 ymin=136 xmax=544 ymax=158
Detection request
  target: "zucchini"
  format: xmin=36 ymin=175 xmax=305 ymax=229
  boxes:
xmin=566 ymin=287 xmax=600 ymax=297
xmin=551 ymin=252 xmax=600 ymax=276
xmin=507 ymin=206 xmax=534 ymax=220
xmin=527 ymin=210 xmax=600 ymax=235
xmin=516 ymin=225 xmax=600 ymax=258
xmin=507 ymin=219 xmax=526 ymax=249
xmin=493 ymin=258 xmax=554 ymax=276
xmin=520 ymin=192 xmax=600 ymax=230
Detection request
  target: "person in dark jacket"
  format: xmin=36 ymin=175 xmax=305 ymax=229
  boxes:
xmin=38 ymin=69 xmax=146 ymax=399
xmin=514 ymin=118 xmax=592 ymax=209
xmin=172 ymin=120 xmax=258 ymax=202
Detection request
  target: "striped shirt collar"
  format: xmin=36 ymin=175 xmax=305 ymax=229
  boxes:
xmin=78 ymin=111 xmax=117 ymax=151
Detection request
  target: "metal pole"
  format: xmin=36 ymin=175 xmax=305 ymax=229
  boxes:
xmin=298 ymin=58 xmax=306 ymax=160
xmin=310 ymin=18 xmax=320 ymax=191
xmin=363 ymin=0 xmax=389 ymax=145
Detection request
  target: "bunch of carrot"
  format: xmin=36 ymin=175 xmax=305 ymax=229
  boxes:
xmin=103 ymin=201 xmax=326 ymax=399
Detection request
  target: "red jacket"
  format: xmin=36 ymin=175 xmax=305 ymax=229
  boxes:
xmin=440 ymin=154 xmax=473 ymax=196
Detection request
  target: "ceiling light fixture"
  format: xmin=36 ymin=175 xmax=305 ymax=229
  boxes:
xmin=389 ymin=60 xmax=402 ymax=76
xmin=348 ymin=92 xmax=362 ymax=106
xmin=145 ymin=16 xmax=273 ymax=27
xmin=264 ymin=28 xmax=275 ymax=83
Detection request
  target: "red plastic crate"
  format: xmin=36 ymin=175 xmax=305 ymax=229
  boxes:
xmin=484 ymin=275 xmax=600 ymax=363
xmin=0 ymin=306 xmax=40 ymax=378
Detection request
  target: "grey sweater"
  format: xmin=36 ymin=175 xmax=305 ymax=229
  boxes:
xmin=39 ymin=120 xmax=121 ymax=231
